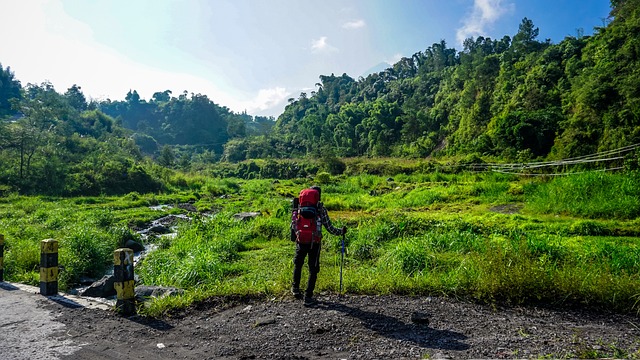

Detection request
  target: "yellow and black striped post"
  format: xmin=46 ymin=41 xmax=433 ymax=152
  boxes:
xmin=40 ymin=239 xmax=58 ymax=295
xmin=114 ymin=248 xmax=135 ymax=315
xmin=0 ymin=234 xmax=5 ymax=282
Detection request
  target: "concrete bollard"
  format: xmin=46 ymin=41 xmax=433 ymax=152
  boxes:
xmin=0 ymin=234 xmax=4 ymax=282
xmin=40 ymin=239 xmax=59 ymax=296
xmin=113 ymin=248 xmax=135 ymax=315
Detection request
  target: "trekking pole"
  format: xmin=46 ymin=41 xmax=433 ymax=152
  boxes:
xmin=339 ymin=226 xmax=345 ymax=295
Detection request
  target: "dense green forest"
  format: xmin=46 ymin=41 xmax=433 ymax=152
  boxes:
xmin=0 ymin=0 xmax=639 ymax=195
xmin=268 ymin=1 xmax=639 ymax=161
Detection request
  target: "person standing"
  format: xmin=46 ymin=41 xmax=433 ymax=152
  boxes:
xmin=291 ymin=186 xmax=345 ymax=306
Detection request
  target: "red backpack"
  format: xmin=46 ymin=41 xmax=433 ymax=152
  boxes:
xmin=294 ymin=188 xmax=321 ymax=243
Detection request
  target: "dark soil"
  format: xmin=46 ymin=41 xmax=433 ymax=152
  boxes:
xmin=49 ymin=294 xmax=640 ymax=359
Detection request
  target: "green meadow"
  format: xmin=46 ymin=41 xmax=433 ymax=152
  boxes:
xmin=1 ymin=170 xmax=640 ymax=317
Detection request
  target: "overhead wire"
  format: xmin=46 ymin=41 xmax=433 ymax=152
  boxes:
xmin=439 ymin=142 xmax=640 ymax=176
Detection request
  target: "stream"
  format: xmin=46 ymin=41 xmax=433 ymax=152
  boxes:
xmin=69 ymin=204 xmax=195 ymax=303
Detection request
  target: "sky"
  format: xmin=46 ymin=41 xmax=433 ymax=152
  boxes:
xmin=1 ymin=0 xmax=612 ymax=118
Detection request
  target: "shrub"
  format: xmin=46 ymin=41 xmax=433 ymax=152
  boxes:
xmin=389 ymin=238 xmax=430 ymax=275
xmin=315 ymin=172 xmax=332 ymax=184
xmin=59 ymin=225 xmax=117 ymax=288
xmin=320 ymin=154 xmax=346 ymax=175
xmin=250 ymin=217 xmax=287 ymax=241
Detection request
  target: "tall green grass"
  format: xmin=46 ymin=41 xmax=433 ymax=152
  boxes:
xmin=525 ymin=171 xmax=640 ymax=219
xmin=137 ymin=206 xmax=640 ymax=314
xmin=2 ymin=170 xmax=640 ymax=316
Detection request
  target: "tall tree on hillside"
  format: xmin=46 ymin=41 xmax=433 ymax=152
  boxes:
xmin=553 ymin=0 xmax=638 ymax=157
xmin=512 ymin=17 xmax=543 ymax=56
xmin=0 ymin=64 xmax=22 ymax=118
xmin=8 ymin=83 xmax=67 ymax=179
xmin=64 ymin=84 xmax=87 ymax=112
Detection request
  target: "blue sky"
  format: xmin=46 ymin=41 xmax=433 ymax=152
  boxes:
xmin=1 ymin=0 xmax=612 ymax=117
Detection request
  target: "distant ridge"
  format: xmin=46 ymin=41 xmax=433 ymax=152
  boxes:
xmin=360 ymin=62 xmax=392 ymax=78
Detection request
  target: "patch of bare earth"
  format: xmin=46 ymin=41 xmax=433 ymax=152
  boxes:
xmin=489 ymin=204 xmax=523 ymax=214
xmin=46 ymin=294 xmax=640 ymax=359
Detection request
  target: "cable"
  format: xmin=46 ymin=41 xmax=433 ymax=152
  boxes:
xmin=440 ymin=142 xmax=639 ymax=176
xmin=493 ymin=166 xmax=626 ymax=176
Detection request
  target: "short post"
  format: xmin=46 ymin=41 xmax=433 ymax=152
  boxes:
xmin=113 ymin=248 xmax=135 ymax=315
xmin=40 ymin=239 xmax=58 ymax=295
xmin=0 ymin=234 xmax=5 ymax=282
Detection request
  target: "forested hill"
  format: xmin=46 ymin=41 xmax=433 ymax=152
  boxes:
xmin=98 ymin=90 xmax=275 ymax=154
xmin=0 ymin=0 xmax=638 ymax=195
xmin=227 ymin=0 xmax=637 ymax=162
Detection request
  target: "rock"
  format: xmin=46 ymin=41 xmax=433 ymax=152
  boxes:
xmin=254 ymin=317 xmax=276 ymax=327
xmin=135 ymin=285 xmax=183 ymax=300
xmin=232 ymin=212 xmax=261 ymax=221
xmin=78 ymin=276 xmax=98 ymax=285
xmin=410 ymin=311 xmax=430 ymax=325
xmin=147 ymin=225 xmax=171 ymax=234
xmin=124 ymin=240 xmax=145 ymax=252
xmin=177 ymin=203 xmax=198 ymax=212
xmin=79 ymin=275 xmax=116 ymax=298
xmin=159 ymin=214 xmax=189 ymax=226
xmin=386 ymin=177 xmax=394 ymax=182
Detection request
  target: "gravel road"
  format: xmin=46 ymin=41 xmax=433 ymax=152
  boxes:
xmin=2 ymin=282 xmax=639 ymax=359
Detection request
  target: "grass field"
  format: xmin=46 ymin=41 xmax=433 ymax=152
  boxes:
xmin=1 ymin=170 xmax=639 ymax=317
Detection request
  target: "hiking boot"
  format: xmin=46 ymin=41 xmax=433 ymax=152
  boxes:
xmin=291 ymin=288 xmax=303 ymax=300
xmin=303 ymin=296 xmax=318 ymax=307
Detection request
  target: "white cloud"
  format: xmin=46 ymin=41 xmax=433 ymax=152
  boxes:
xmin=241 ymin=87 xmax=290 ymax=113
xmin=343 ymin=19 xmax=366 ymax=29
xmin=0 ymin=0 xmax=244 ymax=112
xmin=387 ymin=53 xmax=404 ymax=65
xmin=456 ymin=0 xmax=514 ymax=45
xmin=311 ymin=36 xmax=338 ymax=53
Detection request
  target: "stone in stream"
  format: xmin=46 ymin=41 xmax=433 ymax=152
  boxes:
xmin=147 ymin=225 xmax=171 ymax=234
xmin=177 ymin=203 xmax=198 ymax=212
xmin=79 ymin=275 xmax=116 ymax=298
xmin=124 ymin=239 xmax=145 ymax=252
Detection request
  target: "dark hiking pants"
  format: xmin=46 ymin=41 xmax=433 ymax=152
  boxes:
xmin=292 ymin=242 xmax=321 ymax=298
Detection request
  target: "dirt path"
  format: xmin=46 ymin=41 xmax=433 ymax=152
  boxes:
xmin=2 ymin=282 xmax=640 ymax=359
xmin=0 ymin=282 xmax=108 ymax=360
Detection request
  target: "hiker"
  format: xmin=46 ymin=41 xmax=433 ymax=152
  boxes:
xmin=291 ymin=185 xmax=346 ymax=306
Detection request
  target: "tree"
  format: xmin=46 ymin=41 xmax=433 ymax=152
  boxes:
xmin=0 ymin=63 xmax=22 ymax=118
xmin=9 ymin=83 xmax=65 ymax=179
xmin=152 ymin=90 xmax=172 ymax=103
xmin=491 ymin=109 xmax=559 ymax=156
xmin=64 ymin=84 xmax=87 ymax=111
xmin=512 ymin=18 xmax=542 ymax=56
xmin=158 ymin=145 xmax=175 ymax=167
